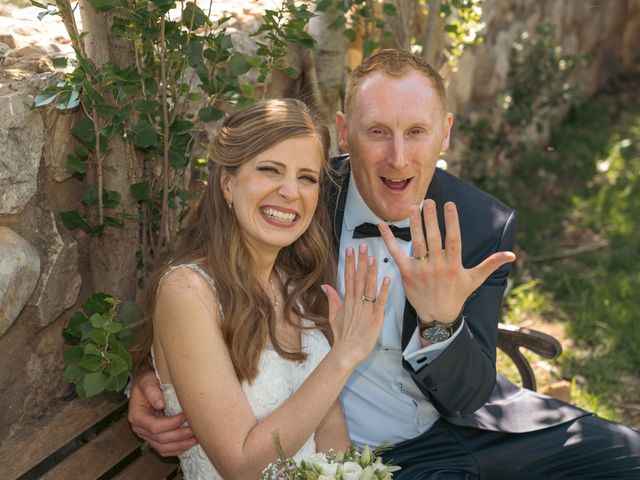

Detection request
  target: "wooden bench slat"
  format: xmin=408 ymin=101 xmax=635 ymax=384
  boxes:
xmin=113 ymin=450 xmax=180 ymax=480
xmin=0 ymin=393 xmax=125 ymax=480
xmin=40 ymin=417 xmax=142 ymax=480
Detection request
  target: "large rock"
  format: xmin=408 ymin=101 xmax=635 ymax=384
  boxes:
xmin=0 ymin=93 xmax=44 ymax=215
xmin=19 ymin=208 xmax=81 ymax=328
xmin=43 ymin=110 xmax=82 ymax=182
xmin=0 ymin=227 xmax=40 ymax=336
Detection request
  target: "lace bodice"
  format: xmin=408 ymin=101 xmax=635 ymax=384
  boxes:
xmin=154 ymin=264 xmax=331 ymax=480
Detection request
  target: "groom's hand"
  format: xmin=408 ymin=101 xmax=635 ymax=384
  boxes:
xmin=128 ymin=369 xmax=197 ymax=457
xmin=379 ymin=199 xmax=516 ymax=325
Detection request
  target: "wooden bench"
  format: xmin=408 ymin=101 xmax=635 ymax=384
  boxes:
xmin=0 ymin=324 xmax=559 ymax=480
xmin=0 ymin=392 xmax=180 ymax=480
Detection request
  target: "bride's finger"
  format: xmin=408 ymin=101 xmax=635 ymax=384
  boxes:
xmin=361 ymin=256 xmax=378 ymax=303
xmin=321 ymin=284 xmax=342 ymax=327
xmin=344 ymin=246 xmax=355 ymax=301
xmin=354 ymin=243 xmax=369 ymax=299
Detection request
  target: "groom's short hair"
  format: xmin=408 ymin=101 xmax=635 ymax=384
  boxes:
xmin=344 ymin=49 xmax=447 ymax=114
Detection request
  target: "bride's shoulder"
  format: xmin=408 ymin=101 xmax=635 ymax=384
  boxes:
xmin=157 ymin=263 xmax=219 ymax=302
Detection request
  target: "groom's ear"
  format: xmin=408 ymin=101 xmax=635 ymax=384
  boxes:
xmin=336 ymin=112 xmax=349 ymax=152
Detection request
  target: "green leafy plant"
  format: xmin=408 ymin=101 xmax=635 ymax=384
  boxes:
xmin=62 ymin=293 xmax=142 ymax=398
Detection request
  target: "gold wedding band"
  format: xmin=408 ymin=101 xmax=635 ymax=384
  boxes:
xmin=361 ymin=294 xmax=376 ymax=303
xmin=413 ymin=254 xmax=428 ymax=261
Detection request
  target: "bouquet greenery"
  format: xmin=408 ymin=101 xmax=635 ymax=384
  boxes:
xmin=261 ymin=442 xmax=401 ymax=480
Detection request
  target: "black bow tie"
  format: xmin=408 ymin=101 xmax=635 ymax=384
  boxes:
xmin=353 ymin=222 xmax=411 ymax=242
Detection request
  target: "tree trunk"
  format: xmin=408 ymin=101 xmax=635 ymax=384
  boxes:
xmin=308 ymin=5 xmax=348 ymax=155
xmin=78 ymin=0 xmax=141 ymax=301
xmin=422 ymin=0 xmax=444 ymax=66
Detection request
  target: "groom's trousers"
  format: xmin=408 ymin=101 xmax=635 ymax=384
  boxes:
xmin=381 ymin=415 xmax=640 ymax=480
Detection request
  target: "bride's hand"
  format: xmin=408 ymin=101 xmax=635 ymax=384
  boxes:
xmin=322 ymin=244 xmax=391 ymax=367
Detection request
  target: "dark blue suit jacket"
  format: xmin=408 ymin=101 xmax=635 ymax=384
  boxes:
xmin=325 ymin=155 xmax=588 ymax=433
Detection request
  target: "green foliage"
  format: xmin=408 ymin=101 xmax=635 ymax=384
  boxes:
xmin=497 ymin=89 xmax=640 ymax=424
xmin=62 ymin=293 xmax=142 ymax=399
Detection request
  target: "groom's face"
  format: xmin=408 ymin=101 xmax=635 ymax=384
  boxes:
xmin=336 ymin=69 xmax=452 ymax=222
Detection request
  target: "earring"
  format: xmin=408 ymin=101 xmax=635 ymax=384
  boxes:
xmin=227 ymin=201 xmax=233 ymax=209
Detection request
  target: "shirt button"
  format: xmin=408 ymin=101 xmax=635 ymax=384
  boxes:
xmin=399 ymin=383 xmax=403 ymax=390
xmin=383 ymin=257 xmax=389 ymax=263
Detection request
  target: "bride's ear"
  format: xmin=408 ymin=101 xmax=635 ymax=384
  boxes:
xmin=219 ymin=168 xmax=233 ymax=204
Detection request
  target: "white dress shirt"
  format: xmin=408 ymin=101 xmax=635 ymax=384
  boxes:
xmin=338 ymin=174 xmax=463 ymax=447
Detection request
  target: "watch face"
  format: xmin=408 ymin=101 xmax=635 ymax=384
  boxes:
xmin=422 ymin=325 xmax=451 ymax=343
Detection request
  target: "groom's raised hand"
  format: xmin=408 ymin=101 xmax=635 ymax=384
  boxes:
xmin=379 ymin=199 xmax=516 ymax=325
xmin=128 ymin=370 xmax=197 ymax=457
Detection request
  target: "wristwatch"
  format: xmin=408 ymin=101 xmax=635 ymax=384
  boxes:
xmin=419 ymin=311 xmax=464 ymax=343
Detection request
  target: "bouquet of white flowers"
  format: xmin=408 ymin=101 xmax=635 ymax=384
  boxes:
xmin=261 ymin=443 xmax=401 ymax=480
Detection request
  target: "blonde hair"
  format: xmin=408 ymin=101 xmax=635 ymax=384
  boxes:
xmin=133 ymin=99 xmax=335 ymax=383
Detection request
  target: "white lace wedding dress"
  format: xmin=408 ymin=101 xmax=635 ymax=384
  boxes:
xmin=154 ymin=264 xmax=331 ymax=480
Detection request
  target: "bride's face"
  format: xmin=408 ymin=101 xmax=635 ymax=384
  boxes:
xmin=220 ymin=135 xmax=323 ymax=256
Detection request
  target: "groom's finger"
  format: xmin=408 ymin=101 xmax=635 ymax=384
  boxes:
xmin=378 ymin=223 xmax=407 ymax=268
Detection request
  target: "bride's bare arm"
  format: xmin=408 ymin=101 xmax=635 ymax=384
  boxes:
xmin=314 ymin=400 xmax=350 ymax=453
xmin=154 ymin=245 xmax=389 ymax=479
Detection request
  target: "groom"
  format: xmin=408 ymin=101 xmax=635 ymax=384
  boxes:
xmin=129 ymin=50 xmax=640 ymax=478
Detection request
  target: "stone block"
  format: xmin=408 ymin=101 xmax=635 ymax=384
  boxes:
xmin=20 ymin=208 xmax=82 ymax=328
xmin=43 ymin=110 xmax=82 ymax=182
xmin=0 ymin=227 xmax=40 ymax=336
xmin=0 ymin=93 xmax=44 ymax=215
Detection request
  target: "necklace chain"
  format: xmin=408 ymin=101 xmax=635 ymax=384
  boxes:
xmin=268 ymin=277 xmax=280 ymax=311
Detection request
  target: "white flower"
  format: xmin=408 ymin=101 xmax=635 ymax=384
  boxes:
xmin=305 ymin=452 xmax=328 ymax=465
xmin=341 ymin=461 xmax=363 ymax=480
xmin=318 ymin=463 xmax=339 ymax=476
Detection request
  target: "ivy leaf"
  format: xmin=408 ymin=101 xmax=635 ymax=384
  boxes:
xmin=119 ymin=300 xmax=143 ymax=325
xmin=83 ymin=371 xmax=107 ymax=397
xmin=182 ymin=2 xmax=210 ymax=30
xmin=66 ymin=154 xmax=87 ymax=174
xmin=228 ymin=53 xmax=252 ymax=75
xmin=71 ymin=117 xmax=96 ymax=143
xmin=87 ymin=0 xmax=117 ymax=11
xmin=382 ymin=3 xmax=397 ymax=17
xmin=84 ymin=343 xmax=102 ymax=357
xmin=131 ymin=181 xmax=151 ymax=202
xmin=81 ymin=185 xmax=99 ymax=206
xmin=34 ymin=90 xmax=58 ymax=107
xmin=103 ymin=321 xmax=123 ymax=333
xmin=63 ymin=312 xmax=88 ymax=342
xmin=50 ymin=56 xmax=68 ymax=68
xmin=283 ymin=67 xmax=300 ymax=79
xmin=363 ymin=39 xmax=379 ymax=58
xmin=79 ymin=356 xmax=103 ymax=372
xmin=343 ymin=28 xmax=356 ymax=43
xmin=60 ymin=211 xmax=92 ymax=231
xmin=134 ymin=99 xmax=160 ymax=115
xmin=106 ymin=371 xmax=129 ymax=392
xmin=105 ymin=353 xmax=128 ymax=376
xmin=89 ymin=313 xmax=106 ymax=328
xmin=63 ymin=345 xmax=84 ymax=365
xmin=82 ymin=293 xmax=110 ymax=314
xmin=102 ymin=190 xmax=121 ymax=209
xmin=63 ymin=364 xmax=84 ymax=383
xmin=198 ymin=107 xmax=225 ymax=123
xmin=130 ymin=120 xmax=159 ymax=148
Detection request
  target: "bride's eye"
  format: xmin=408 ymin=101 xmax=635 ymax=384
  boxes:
xmin=257 ymin=166 xmax=279 ymax=174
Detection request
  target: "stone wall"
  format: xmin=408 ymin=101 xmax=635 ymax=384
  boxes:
xmin=445 ymin=0 xmax=640 ymax=167
xmin=0 ymin=0 xmax=639 ymax=450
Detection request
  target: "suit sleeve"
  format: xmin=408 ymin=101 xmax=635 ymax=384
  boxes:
xmin=403 ymin=210 xmax=517 ymax=416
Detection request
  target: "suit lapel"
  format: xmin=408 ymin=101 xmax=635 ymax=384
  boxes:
xmin=325 ymin=155 xmax=351 ymax=253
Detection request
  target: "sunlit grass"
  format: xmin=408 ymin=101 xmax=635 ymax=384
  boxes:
xmin=493 ymin=87 xmax=640 ymax=426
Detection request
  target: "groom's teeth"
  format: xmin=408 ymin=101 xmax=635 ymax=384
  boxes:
xmin=384 ymin=177 xmax=409 ymax=182
xmin=263 ymin=208 xmax=296 ymax=222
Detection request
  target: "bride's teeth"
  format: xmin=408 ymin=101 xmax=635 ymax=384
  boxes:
xmin=263 ymin=208 xmax=296 ymax=222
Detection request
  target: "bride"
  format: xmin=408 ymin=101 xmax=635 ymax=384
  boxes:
xmin=132 ymin=99 xmax=390 ymax=479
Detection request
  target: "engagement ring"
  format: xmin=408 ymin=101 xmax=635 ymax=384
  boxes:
xmin=361 ymin=294 xmax=376 ymax=303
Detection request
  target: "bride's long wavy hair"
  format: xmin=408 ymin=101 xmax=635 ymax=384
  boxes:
xmin=132 ymin=99 xmax=335 ymax=383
